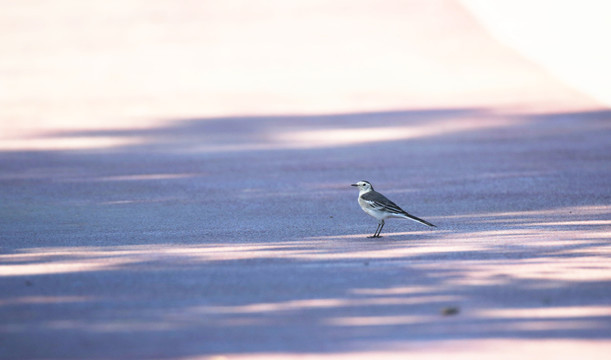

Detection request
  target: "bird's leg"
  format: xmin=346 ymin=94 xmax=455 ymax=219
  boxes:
xmin=368 ymin=222 xmax=382 ymax=238
xmin=375 ymin=220 xmax=385 ymax=237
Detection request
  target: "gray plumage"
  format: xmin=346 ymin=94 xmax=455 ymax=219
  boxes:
xmin=360 ymin=191 xmax=436 ymax=227
xmin=352 ymin=180 xmax=435 ymax=238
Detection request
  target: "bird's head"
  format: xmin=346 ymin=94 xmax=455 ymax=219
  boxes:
xmin=351 ymin=180 xmax=373 ymax=192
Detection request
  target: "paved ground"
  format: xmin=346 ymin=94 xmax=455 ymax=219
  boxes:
xmin=1 ymin=108 xmax=610 ymax=359
xmin=1 ymin=1 xmax=610 ymax=359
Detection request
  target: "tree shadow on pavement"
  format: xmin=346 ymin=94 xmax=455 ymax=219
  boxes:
xmin=1 ymin=107 xmax=610 ymax=359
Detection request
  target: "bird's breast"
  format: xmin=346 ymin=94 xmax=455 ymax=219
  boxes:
xmin=358 ymin=196 xmax=385 ymax=220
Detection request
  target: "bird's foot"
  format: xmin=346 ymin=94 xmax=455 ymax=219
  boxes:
xmin=367 ymin=235 xmax=382 ymax=238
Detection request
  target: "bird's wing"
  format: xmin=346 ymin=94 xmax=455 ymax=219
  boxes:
xmin=361 ymin=191 xmax=405 ymax=215
xmin=361 ymin=191 xmax=436 ymax=227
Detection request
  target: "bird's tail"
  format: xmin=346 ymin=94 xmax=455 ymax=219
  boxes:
xmin=401 ymin=211 xmax=436 ymax=227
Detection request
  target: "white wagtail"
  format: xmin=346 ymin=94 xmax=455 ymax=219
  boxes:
xmin=351 ymin=180 xmax=436 ymax=238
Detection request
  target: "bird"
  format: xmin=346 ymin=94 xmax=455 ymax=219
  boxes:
xmin=351 ymin=180 xmax=435 ymax=238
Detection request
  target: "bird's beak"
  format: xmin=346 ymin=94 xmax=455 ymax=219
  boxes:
xmin=351 ymin=184 xmax=358 ymax=187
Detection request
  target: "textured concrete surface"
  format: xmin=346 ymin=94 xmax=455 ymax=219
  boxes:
xmin=1 ymin=1 xmax=611 ymax=359
xmin=1 ymin=109 xmax=610 ymax=359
